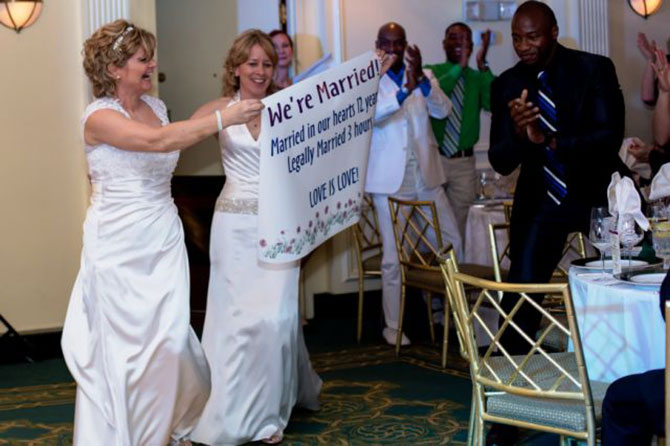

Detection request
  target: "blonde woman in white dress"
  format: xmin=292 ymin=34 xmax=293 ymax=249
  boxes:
xmin=190 ymin=30 xmax=322 ymax=446
xmin=61 ymin=20 xmax=262 ymax=446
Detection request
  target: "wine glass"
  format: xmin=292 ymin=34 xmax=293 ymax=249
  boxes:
xmin=619 ymin=215 xmax=644 ymax=270
xmin=478 ymin=171 xmax=489 ymax=200
xmin=589 ymin=207 xmax=612 ymax=277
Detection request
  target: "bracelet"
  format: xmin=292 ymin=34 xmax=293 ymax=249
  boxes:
xmin=215 ymin=110 xmax=223 ymax=132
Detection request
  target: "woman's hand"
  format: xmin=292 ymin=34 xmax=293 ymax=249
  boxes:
xmin=637 ymin=32 xmax=657 ymax=62
xmin=222 ymin=99 xmax=264 ymax=126
xmin=651 ymin=47 xmax=670 ymax=92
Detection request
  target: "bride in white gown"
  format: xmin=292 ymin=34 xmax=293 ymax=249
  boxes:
xmin=190 ymin=30 xmax=322 ymax=446
xmin=61 ymin=20 xmax=263 ymax=446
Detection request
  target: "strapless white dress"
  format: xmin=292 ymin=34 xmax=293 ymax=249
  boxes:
xmin=191 ymin=95 xmax=322 ymax=446
xmin=61 ymin=95 xmax=211 ymax=446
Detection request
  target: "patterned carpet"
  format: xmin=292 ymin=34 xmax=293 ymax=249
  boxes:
xmin=0 ymin=344 xmax=475 ymax=446
xmin=0 ymin=289 xmax=561 ymax=445
xmin=0 ymin=343 xmax=561 ymax=445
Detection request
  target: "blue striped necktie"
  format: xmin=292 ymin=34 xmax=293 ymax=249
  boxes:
xmin=537 ymin=70 xmax=567 ymax=205
xmin=441 ymin=75 xmax=465 ymax=157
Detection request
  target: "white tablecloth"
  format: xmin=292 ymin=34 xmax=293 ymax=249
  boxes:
xmin=464 ymin=203 xmax=509 ymax=268
xmin=569 ymin=267 xmax=665 ymax=383
xmin=464 ymin=203 xmax=591 ymax=270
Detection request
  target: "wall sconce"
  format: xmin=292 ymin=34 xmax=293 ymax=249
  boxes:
xmin=0 ymin=0 xmax=43 ymax=33
xmin=628 ymin=0 xmax=663 ymax=19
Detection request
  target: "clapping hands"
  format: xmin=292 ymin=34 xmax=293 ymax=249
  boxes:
xmin=404 ymin=44 xmax=423 ymax=91
xmin=637 ymin=32 xmax=657 ymax=62
xmin=508 ymin=89 xmax=546 ymax=145
xmin=374 ymin=49 xmax=397 ymax=77
xmin=476 ymin=29 xmax=491 ymax=70
xmin=651 ymin=47 xmax=670 ymax=92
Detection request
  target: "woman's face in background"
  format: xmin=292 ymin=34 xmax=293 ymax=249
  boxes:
xmin=272 ymin=33 xmax=293 ymax=69
xmin=235 ymin=44 xmax=274 ymax=99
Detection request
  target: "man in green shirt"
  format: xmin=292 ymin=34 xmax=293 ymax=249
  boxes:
xmin=426 ymin=23 xmax=495 ymax=239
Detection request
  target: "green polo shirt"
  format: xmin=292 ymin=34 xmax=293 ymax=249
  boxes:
xmin=425 ymin=61 xmax=495 ymax=151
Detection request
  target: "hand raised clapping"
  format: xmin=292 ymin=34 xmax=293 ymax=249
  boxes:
xmin=476 ymin=29 xmax=491 ymax=70
xmin=404 ymin=44 xmax=424 ymax=91
xmin=508 ymin=89 xmax=545 ymax=144
xmin=374 ymin=49 xmax=397 ymax=77
xmin=651 ymin=47 xmax=670 ymax=93
xmin=637 ymin=32 xmax=657 ymax=62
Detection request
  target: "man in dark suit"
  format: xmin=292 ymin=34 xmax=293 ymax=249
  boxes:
xmin=487 ymin=2 xmax=628 ymax=444
xmin=488 ymin=1 xmax=627 ymax=356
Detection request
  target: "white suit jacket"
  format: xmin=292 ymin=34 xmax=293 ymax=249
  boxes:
xmin=364 ymin=68 xmax=452 ymax=194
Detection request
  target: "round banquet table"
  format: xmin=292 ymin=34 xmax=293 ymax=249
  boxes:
xmin=569 ymin=266 xmax=665 ymax=383
xmin=464 ymin=202 xmax=509 ymax=268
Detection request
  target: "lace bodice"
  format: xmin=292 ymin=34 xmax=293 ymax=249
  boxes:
xmin=218 ymin=94 xmax=261 ymax=202
xmin=82 ymin=95 xmax=178 ymax=182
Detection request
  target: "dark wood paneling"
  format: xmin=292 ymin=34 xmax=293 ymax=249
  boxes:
xmin=172 ymin=176 xmax=225 ymax=333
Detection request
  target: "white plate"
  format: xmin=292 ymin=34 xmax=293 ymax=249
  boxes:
xmin=584 ymin=259 xmax=647 ymax=268
xmin=629 ymin=273 xmax=666 ymax=284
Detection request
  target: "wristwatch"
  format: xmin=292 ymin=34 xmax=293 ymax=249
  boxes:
xmin=400 ymin=86 xmax=410 ymax=95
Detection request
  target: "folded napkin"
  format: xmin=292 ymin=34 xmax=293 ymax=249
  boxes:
xmin=607 ymin=172 xmax=650 ymax=232
xmin=649 ymin=163 xmax=670 ymax=201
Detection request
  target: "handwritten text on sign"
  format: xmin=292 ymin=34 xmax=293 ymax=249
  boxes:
xmin=258 ymin=52 xmax=380 ymax=262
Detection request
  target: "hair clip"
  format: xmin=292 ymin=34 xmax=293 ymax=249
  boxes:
xmin=112 ymin=26 xmax=134 ymax=52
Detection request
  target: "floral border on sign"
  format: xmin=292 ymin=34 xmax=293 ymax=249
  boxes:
xmin=261 ymin=193 xmax=361 ymax=259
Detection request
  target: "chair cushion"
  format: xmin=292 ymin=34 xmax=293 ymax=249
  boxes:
xmin=362 ymin=253 xmax=382 ymax=274
xmin=459 ymin=263 xmax=508 ymax=281
xmin=483 ymin=353 xmax=608 ymax=432
xmin=405 ymin=268 xmax=445 ymax=294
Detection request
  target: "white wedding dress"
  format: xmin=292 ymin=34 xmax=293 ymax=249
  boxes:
xmin=61 ymin=96 xmax=211 ymax=446
xmin=191 ymin=94 xmax=322 ymax=446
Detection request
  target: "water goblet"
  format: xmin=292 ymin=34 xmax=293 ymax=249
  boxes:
xmin=619 ymin=215 xmax=643 ymax=270
xmin=589 ymin=206 xmax=612 ymax=278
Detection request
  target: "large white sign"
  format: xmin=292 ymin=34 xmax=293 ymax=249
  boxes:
xmin=258 ymin=51 xmax=380 ymax=263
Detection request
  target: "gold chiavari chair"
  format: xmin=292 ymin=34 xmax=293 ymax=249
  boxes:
xmin=351 ymin=194 xmax=382 ymax=343
xmin=498 ymin=200 xmax=587 ymax=281
xmin=487 ymin=219 xmax=585 ymax=350
xmin=388 ymin=197 xmax=496 ymax=366
xmin=439 ymin=253 xmax=478 ymax=446
xmin=444 ymin=263 xmax=608 ymax=446
xmin=487 ymin=222 xmax=511 ymax=285
xmin=554 ymin=232 xmax=588 ymax=279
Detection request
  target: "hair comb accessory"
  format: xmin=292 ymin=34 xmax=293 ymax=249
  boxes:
xmin=112 ymin=26 xmax=134 ymax=52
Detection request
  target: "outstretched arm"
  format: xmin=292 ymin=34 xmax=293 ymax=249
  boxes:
xmin=86 ymin=98 xmax=263 ymax=152
xmin=652 ymin=48 xmax=670 ymax=146
xmin=637 ymin=32 xmax=659 ymax=105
